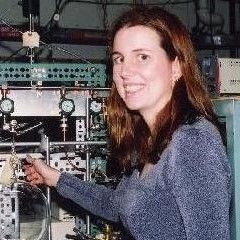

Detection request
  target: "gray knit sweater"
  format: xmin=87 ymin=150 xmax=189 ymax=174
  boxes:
xmin=56 ymin=118 xmax=231 ymax=240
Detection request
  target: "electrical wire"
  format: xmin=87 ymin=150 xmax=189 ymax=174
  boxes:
xmin=39 ymin=42 xmax=92 ymax=63
xmin=42 ymin=0 xmax=63 ymax=36
xmin=0 ymin=17 xmax=92 ymax=64
xmin=2 ymin=47 xmax=25 ymax=63
xmin=0 ymin=0 xmax=194 ymax=63
xmin=57 ymin=0 xmax=193 ymax=16
xmin=0 ymin=3 xmax=92 ymax=63
xmin=100 ymin=0 xmax=109 ymax=32
xmin=0 ymin=18 xmax=23 ymax=34
xmin=61 ymin=0 xmax=193 ymax=6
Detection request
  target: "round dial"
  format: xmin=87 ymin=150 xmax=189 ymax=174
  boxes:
xmin=59 ymin=98 xmax=75 ymax=116
xmin=90 ymin=100 xmax=102 ymax=113
xmin=0 ymin=98 xmax=14 ymax=114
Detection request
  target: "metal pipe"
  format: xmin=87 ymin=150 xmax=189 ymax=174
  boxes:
xmin=0 ymin=25 xmax=107 ymax=46
xmin=0 ymin=86 xmax=110 ymax=91
xmin=196 ymin=0 xmax=224 ymax=26
xmin=0 ymin=142 xmax=41 ymax=147
xmin=0 ymin=140 xmax=106 ymax=148
xmin=45 ymin=135 xmax=52 ymax=240
xmin=50 ymin=140 xmax=107 ymax=146
xmin=85 ymin=97 xmax=91 ymax=235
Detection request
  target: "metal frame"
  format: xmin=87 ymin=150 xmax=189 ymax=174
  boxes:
xmin=0 ymin=139 xmax=107 ymax=240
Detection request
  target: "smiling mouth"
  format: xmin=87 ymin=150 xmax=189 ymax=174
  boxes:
xmin=124 ymin=84 xmax=145 ymax=94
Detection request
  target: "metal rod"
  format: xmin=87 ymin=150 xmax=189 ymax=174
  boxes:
xmin=15 ymin=185 xmax=20 ymax=239
xmin=50 ymin=141 xmax=107 ymax=146
xmin=0 ymin=86 xmax=110 ymax=91
xmin=0 ymin=140 xmax=106 ymax=148
xmin=45 ymin=135 xmax=52 ymax=240
xmin=85 ymin=96 xmax=91 ymax=235
xmin=86 ymin=98 xmax=90 ymax=180
xmin=0 ymin=138 xmax=107 ymax=238
xmin=0 ymin=142 xmax=41 ymax=147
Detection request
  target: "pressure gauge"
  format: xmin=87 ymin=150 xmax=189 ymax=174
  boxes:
xmin=90 ymin=100 xmax=102 ymax=113
xmin=0 ymin=97 xmax=14 ymax=114
xmin=59 ymin=97 xmax=75 ymax=116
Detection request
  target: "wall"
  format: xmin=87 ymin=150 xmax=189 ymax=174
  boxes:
xmin=0 ymin=0 xmax=237 ymax=61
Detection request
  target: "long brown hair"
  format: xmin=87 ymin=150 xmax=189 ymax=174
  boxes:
xmin=106 ymin=6 xmax=218 ymax=174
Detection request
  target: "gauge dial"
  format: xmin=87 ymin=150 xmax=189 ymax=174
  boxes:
xmin=59 ymin=98 xmax=75 ymax=116
xmin=90 ymin=100 xmax=102 ymax=113
xmin=0 ymin=98 xmax=14 ymax=114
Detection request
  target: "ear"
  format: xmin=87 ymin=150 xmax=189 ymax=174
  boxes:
xmin=171 ymin=57 xmax=182 ymax=86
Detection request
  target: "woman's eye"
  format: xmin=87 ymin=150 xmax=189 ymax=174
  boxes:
xmin=113 ymin=56 xmax=123 ymax=64
xmin=138 ymin=54 xmax=149 ymax=61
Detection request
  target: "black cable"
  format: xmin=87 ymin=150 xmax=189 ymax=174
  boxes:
xmin=42 ymin=0 xmax=63 ymax=36
xmin=58 ymin=0 xmax=193 ymax=12
xmin=0 ymin=16 xmax=92 ymax=63
xmin=2 ymin=47 xmax=26 ymax=63
xmin=209 ymin=0 xmax=215 ymax=55
xmin=162 ymin=0 xmax=174 ymax=7
xmin=100 ymin=0 xmax=108 ymax=32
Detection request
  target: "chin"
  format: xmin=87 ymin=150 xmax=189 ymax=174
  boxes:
xmin=125 ymin=104 xmax=141 ymax=111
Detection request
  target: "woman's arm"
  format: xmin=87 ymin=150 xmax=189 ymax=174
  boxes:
xmin=56 ymin=172 xmax=119 ymax=222
xmin=24 ymin=156 xmax=120 ymax=222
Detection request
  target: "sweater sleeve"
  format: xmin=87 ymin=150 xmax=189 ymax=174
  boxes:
xmin=56 ymin=172 xmax=119 ymax=222
xmin=171 ymin=126 xmax=231 ymax=240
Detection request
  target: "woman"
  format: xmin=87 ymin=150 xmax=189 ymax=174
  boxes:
xmin=25 ymin=6 xmax=231 ymax=240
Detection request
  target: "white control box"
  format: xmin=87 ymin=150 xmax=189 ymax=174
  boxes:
xmin=217 ymin=58 xmax=240 ymax=94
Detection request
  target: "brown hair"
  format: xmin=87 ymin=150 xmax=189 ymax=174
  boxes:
xmin=106 ymin=6 xmax=218 ymax=174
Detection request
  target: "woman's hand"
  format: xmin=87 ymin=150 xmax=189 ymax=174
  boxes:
xmin=24 ymin=155 xmax=61 ymax=187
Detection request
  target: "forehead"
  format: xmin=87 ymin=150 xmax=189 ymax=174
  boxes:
xmin=113 ymin=25 xmax=161 ymax=50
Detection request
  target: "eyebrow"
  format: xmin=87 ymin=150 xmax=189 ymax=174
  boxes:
xmin=111 ymin=51 xmax=121 ymax=56
xmin=111 ymin=48 xmax=152 ymax=56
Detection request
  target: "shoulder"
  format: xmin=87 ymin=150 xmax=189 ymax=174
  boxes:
xmin=154 ymin=118 xmax=230 ymax=192
xmin=172 ymin=117 xmax=223 ymax=148
xmin=166 ymin=117 xmax=230 ymax=179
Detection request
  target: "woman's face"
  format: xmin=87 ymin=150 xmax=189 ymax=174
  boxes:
xmin=112 ymin=25 xmax=181 ymax=128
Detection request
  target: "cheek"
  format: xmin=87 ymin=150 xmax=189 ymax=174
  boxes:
xmin=112 ymin=66 xmax=121 ymax=80
xmin=150 ymin=64 xmax=173 ymax=84
xmin=112 ymin=71 xmax=120 ymax=88
xmin=112 ymin=66 xmax=120 ymax=82
xmin=112 ymin=73 xmax=125 ymax=98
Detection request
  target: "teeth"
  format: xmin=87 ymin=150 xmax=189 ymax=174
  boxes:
xmin=124 ymin=84 xmax=144 ymax=93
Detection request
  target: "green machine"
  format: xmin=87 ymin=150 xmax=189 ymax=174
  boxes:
xmin=0 ymin=62 xmax=112 ymax=240
xmin=213 ymin=97 xmax=240 ymax=240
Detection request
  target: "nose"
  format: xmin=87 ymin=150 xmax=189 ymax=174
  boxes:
xmin=120 ymin=61 xmax=134 ymax=78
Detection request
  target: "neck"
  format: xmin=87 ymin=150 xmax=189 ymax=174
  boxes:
xmin=140 ymin=111 xmax=156 ymax=133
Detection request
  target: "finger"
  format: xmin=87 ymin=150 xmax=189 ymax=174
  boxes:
xmin=31 ymin=179 xmax=44 ymax=185
xmin=23 ymin=164 xmax=30 ymax=170
xmin=26 ymin=155 xmax=36 ymax=164
xmin=26 ymin=171 xmax=40 ymax=181
xmin=28 ymin=178 xmax=43 ymax=186
xmin=30 ymin=173 xmax=44 ymax=185
xmin=24 ymin=166 xmax=36 ymax=175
